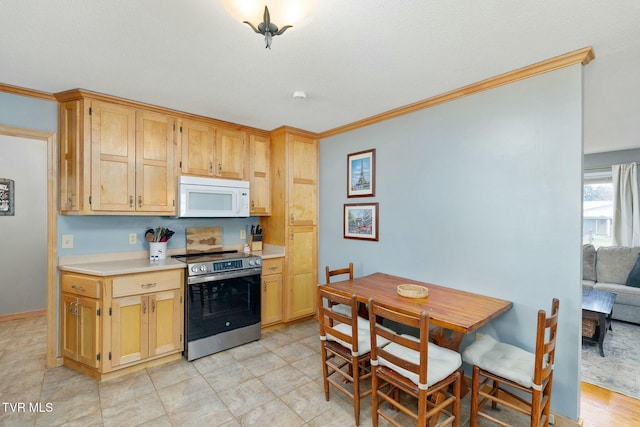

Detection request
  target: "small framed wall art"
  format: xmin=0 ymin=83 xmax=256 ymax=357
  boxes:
xmin=0 ymin=178 xmax=15 ymax=216
xmin=347 ymin=148 xmax=376 ymax=197
xmin=344 ymin=203 xmax=379 ymax=241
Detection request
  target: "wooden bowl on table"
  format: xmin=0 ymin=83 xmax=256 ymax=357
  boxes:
xmin=397 ymin=284 xmax=429 ymax=298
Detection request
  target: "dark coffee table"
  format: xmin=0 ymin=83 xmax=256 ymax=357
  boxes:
xmin=582 ymin=289 xmax=617 ymax=357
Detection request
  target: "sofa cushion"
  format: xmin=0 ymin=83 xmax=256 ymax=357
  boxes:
xmin=582 ymin=280 xmax=596 ymax=290
xmin=593 ymin=282 xmax=640 ymax=306
xmin=626 ymin=254 xmax=640 ymax=287
xmin=595 ymin=246 xmax=640 ymax=285
xmin=583 ymin=244 xmax=597 ymax=281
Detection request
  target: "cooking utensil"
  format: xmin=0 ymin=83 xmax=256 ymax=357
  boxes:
xmin=145 ymin=229 xmax=155 ymax=242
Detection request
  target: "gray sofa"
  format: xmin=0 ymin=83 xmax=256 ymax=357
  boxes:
xmin=583 ymin=244 xmax=640 ymax=324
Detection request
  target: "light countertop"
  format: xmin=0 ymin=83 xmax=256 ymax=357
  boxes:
xmin=58 ymin=244 xmax=285 ymax=276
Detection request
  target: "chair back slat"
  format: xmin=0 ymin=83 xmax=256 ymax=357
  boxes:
xmin=318 ymin=286 xmax=359 ymax=351
xmin=369 ymin=298 xmax=429 ymax=385
xmin=325 ymin=262 xmax=354 ymax=284
xmin=534 ymin=298 xmax=560 ymax=386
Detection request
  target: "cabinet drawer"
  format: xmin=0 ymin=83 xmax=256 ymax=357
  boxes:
xmin=112 ymin=270 xmax=182 ymax=298
xmin=61 ymin=273 xmax=101 ymax=298
xmin=262 ymin=257 xmax=283 ymax=275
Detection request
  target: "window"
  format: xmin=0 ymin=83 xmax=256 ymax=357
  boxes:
xmin=583 ymin=171 xmax=613 ymax=248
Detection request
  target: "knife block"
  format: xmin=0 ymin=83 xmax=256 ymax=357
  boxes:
xmin=249 ymin=235 xmax=262 ymax=251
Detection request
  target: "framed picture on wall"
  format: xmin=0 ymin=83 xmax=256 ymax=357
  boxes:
xmin=0 ymin=178 xmax=14 ymax=216
xmin=347 ymin=149 xmax=376 ymax=197
xmin=344 ymin=203 xmax=379 ymax=241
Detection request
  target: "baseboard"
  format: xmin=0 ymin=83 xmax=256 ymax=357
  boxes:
xmin=0 ymin=309 xmax=46 ymax=322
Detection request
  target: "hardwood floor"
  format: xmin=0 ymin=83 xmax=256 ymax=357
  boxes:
xmin=580 ymin=382 xmax=640 ymax=426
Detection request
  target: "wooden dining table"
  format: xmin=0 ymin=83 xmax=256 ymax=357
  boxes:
xmin=322 ymin=272 xmax=513 ymax=352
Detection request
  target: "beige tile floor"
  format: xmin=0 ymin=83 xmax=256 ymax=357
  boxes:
xmin=0 ymin=316 xmax=528 ymax=427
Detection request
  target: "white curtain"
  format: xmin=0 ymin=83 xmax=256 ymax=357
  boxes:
xmin=612 ymin=162 xmax=640 ymax=246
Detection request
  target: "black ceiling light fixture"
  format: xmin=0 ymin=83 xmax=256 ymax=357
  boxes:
xmin=243 ymin=5 xmax=292 ymax=49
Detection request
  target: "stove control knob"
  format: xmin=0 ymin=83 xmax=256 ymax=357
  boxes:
xmin=255 ymin=258 xmax=261 ymax=266
xmin=200 ymin=265 xmax=207 ymax=272
xmin=191 ymin=266 xmax=198 ymax=273
xmin=248 ymin=259 xmax=255 ymax=266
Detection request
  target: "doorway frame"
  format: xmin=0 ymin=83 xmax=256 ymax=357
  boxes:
xmin=0 ymin=125 xmax=58 ymax=368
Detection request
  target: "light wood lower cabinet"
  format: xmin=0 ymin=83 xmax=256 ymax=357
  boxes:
xmin=261 ymin=257 xmax=283 ymax=326
xmin=59 ymin=269 xmax=184 ymax=379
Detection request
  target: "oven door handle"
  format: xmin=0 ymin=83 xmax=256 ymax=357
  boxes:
xmin=187 ymin=268 xmax=262 ymax=284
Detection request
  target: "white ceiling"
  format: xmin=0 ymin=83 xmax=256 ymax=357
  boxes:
xmin=1 ymin=1 xmax=639 ymax=154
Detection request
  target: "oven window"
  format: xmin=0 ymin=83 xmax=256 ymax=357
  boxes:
xmin=187 ymin=274 xmax=260 ymax=341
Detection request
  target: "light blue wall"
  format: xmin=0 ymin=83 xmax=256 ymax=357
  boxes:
xmin=319 ymin=66 xmax=584 ymax=419
xmin=57 ymin=216 xmax=257 ymax=256
xmin=0 ymin=91 xmax=57 ymax=132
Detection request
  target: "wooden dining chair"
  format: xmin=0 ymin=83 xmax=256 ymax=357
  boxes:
xmin=318 ymin=285 xmax=375 ymax=426
xmin=461 ymin=298 xmax=560 ymax=427
xmin=368 ymin=298 xmax=462 ymax=427
xmin=326 ymin=262 xmax=370 ymax=318
xmin=325 ymin=262 xmax=354 ymax=284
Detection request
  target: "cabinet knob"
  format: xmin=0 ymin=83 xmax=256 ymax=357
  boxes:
xmin=143 ymin=300 xmax=147 ymax=314
xmin=129 ymin=196 xmax=134 ymax=207
xmin=141 ymin=283 xmax=157 ymax=289
xmin=152 ymin=300 xmax=156 ymax=313
xmin=209 ymin=162 xmax=213 ymax=174
xmin=290 ymin=213 xmax=294 ymax=222
xmin=138 ymin=196 xmax=142 ymax=208
xmin=218 ymin=163 xmax=222 ymax=174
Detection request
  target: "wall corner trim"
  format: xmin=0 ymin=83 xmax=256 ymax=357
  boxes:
xmin=319 ymin=46 xmax=595 ymax=139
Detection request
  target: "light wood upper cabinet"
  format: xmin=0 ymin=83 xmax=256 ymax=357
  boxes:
xmin=90 ymin=100 xmax=137 ymax=211
xmin=56 ymin=91 xmax=177 ymax=215
xmin=180 ymin=119 xmax=216 ymax=176
xmin=289 ymin=134 xmax=317 ymax=226
xmin=135 ymin=111 xmax=176 ymax=213
xmin=179 ymin=121 xmax=247 ymax=180
xmin=217 ymin=126 xmax=246 ymax=180
xmin=248 ymin=132 xmax=271 ymax=216
xmin=58 ymin=100 xmax=84 ymax=212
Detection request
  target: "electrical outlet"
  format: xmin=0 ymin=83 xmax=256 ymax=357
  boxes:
xmin=61 ymin=234 xmax=74 ymax=249
xmin=549 ymin=414 xmax=555 ymax=425
xmin=240 ymin=229 xmax=246 ymax=239
xmin=128 ymin=233 xmax=137 ymax=245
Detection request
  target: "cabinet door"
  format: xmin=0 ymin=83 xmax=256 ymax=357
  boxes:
xmin=289 ymin=134 xmax=317 ymax=226
xmin=249 ymin=133 xmax=271 ymax=215
xmin=149 ymin=290 xmax=183 ymax=356
xmin=180 ymin=120 xmax=215 ymax=176
xmin=61 ymin=294 xmax=79 ymax=360
xmin=76 ymin=297 xmax=101 ymax=368
xmin=61 ymin=294 xmax=100 ymax=368
xmin=90 ymin=100 xmax=137 ymax=211
xmin=58 ymin=100 xmax=83 ymax=213
xmin=111 ymin=295 xmax=149 ymax=367
xmin=217 ymin=127 xmax=246 ymax=180
xmin=285 ymin=226 xmax=317 ymax=321
xmin=136 ymin=111 xmax=176 ymax=213
xmin=262 ymin=274 xmax=282 ymax=326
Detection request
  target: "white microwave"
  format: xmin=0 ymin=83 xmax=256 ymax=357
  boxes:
xmin=178 ymin=176 xmax=250 ymax=217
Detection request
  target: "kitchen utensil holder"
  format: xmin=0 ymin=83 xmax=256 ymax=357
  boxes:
xmin=149 ymin=242 xmax=167 ymax=261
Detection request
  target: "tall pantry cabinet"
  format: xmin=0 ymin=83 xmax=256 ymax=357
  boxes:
xmin=262 ymin=127 xmax=318 ymax=322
